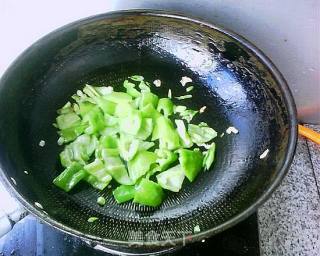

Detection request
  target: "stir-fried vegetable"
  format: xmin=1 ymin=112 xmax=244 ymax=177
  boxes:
xmin=53 ymin=75 xmax=219 ymax=207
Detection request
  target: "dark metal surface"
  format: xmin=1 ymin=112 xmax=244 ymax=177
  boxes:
xmin=0 ymin=214 xmax=260 ymax=256
xmin=0 ymin=10 xmax=297 ymax=250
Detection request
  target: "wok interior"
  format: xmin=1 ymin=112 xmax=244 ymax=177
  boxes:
xmin=0 ymin=12 xmax=292 ymax=245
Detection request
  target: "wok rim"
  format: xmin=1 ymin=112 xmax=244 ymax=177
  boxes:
xmin=0 ymin=9 xmax=298 ymax=247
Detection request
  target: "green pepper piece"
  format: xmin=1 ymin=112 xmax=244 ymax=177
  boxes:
xmin=133 ymin=179 xmax=164 ymax=207
xmin=157 ymin=98 xmax=174 ymax=117
xmin=77 ymin=102 xmax=95 ymax=117
xmin=156 ymin=164 xmax=185 ymax=192
xmin=123 ymin=80 xmax=141 ymax=98
xmin=145 ymin=164 xmax=161 ymax=179
xmin=156 ymin=149 xmax=178 ymax=172
xmin=82 ymin=107 xmax=105 ymax=134
xmin=60 ymin=135 xmax=97 ymax=167
xmin=118 ymin=134 xmax=140 ymax=161
xmin=188 ymin=122 xmax=217 ymax=145
xmin=56 ymin=113 xmax=81 ymax=130
xmin=128 ymin=151 xmax=157 ymax=182
xmin=98 ymin=149 xmax=133 ymax=185
xmin=203 ymin=142 xmax=216 ymax=170
xmin=114 ymin=102 xmax=135 ymax=117
xmin=100 ymin=135 xmax=118 ymax=149
xmin=136 ymin=118 xmax=153 ymax=140
xmin=84 ymin=174 xmax=111 ymax=190
xmin=178 ymin=149 xmax=203 ymax=182
xmin=129 ymin=75 xmax=144 ymax=82
xmin=140 ymin=104 xmax=161 ymax=122
xmin=104 ymin=92 xmax=133 ymax=104
xmin=138 ymin=81 xmax=151 ymax=92
xmin=59 ymin=147 xmax=74 ymax=167
xmin=95 ymin=97 xmax=116 ymax=115
xmin=139 ymin=141 xmax=155 ymax=151
xmin=178 ymin=109 xmax=198 ymax=123
xmin=84 ymin=159 xmax=112 ymax=183
xmin=87 ymin=217 xmax=98 ymax=223
xmin=101 ymin=123 xmax=119 ymax=135
xmin=95 ymin=147 xmax=119 ymax=159
xmin=57 ymin=101 xmax=73 ymax=115
xmin=104 ymin=157 xmax=133 ymax=185
xmin=104 ymin=114 xmax=118 ymax=127
xmin=113 ymin=185 xmax=136 ymax=203
xmin=139 ymin=92 xmax=159 ymax=109
xmin=97 ymin=196 xmax=106 ymax=206
xmin=94 ymin=86 xmax=113 ymax=96
xmin=82 ymin=84 xmax=102 ymax=98
xmin=108 ymin=165 xmax=133 ymax=185
xmin=58 ymin=124 xmax=87 ymax=143
xmin=119 ymin=110 xmax=142 ymax=135
xmin=175 ymin=119 xmax=193 ymax=148
xmin=53 ymin=163 xmax=86 ymax=192
xmin=152 ymin=116 xmax=180 ymax=150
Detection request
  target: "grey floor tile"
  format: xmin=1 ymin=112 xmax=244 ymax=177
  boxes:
xmin=258 ymin=138 xmax=320 ymax=256
xmin=305 ymin=124 xmax=320 ymax=193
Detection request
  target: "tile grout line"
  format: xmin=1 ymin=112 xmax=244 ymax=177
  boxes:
xmin=305 ymin=139 xmax=320 ymax=198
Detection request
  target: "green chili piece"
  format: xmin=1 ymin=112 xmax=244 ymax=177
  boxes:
xmin=128 ymin=151 xmax=157 ymax=182
xmin=156 ymin=164 xmax=185 ymax=192
xmin=53 ymin=163 xmax=86 ymax=192
xmin=133 ymin=179 xmax=164 ymax=207
xmin=113 ymin=185 xmax=136 ymax=203
xmin=178 ymin=149 xmax=204 ymax=182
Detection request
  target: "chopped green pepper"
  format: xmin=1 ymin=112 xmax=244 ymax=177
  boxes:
xmin=139 ymin=141 xmax=155 ymax=151
xmin=128 ymin=151 xmax=157 ymax=182
xmin=114 ymin=102 xmax=135 ymax=117
xmin=178 ymin=149 xmax=203 ymax=182
xmin=57 ymin=101 xmax=73 ymax=115
xmin=139 ymin=92 xmax=159 ymax=109
xmin=118 ymin=134 xmax=140 ymax=161
xmin=129 ymin=75 xmax=144 ymax=82
xmin=53 ymin=163 xmax=86 ymax=192
xmin=157 ymin=98 xmax=174 ymax=117
xmin=138 ymin=81 xmax=151 ymax=92
xmin=56 ymin=113 xmax=81 ymax=130
xmin=104 ymin=92 xmax=132 ymax=104
xmin=87 ymin=217 xmax=98 ymax=223
xmin=84 ymin=174 xmax=110 ymax=190
xmin=113 ymin=185 xmax=136 ymax=203
xmin=77 ymin=102 xmax=95 ymax=117
xmin=156 ymin=149 xmax=178 ymax=171
xmin=119 ymin=110 xmax=142 ymax=135
xmin=136 ymin=118 xmax=153 ymax=140
xmin=175 ymin=119 xmax=193 ymax=148
xmin=133 ymin=179 xmax=164 ymax=207
xmin=84 ymin=159 xmax=112 ymax=184
xmin=140 ymin=104 xmax=161 ymax=122
xmin=152 ymin=116 xmax=180 ymax=150
xmin=58 ymin=124 xmax=87 ymax=143
xmin=54 ymin=75 xmax=219 ymax=207
xmin=95 ymin=98 xmax=116 ymax=115
xmin=97 ymin=196 xmax=106 ymax=206
xmin=203 ymin=142 xmax=216 ymax=170
xmin=100 ymin=135 xmax=118 ymax=149
xmin=179 ymin=109 xmax=198 ymax=122
xmin=100 ymin=152 xmax=133 ymax=185
xmin=60 ymin=134 xmax=97 ymax=167
xmin=156 ymin=164 xmax=185 ymax=192
xmin=123 ymin=80 xmax=141 ymax=98
xmin=188 ymin=122 xmax=217 ymax=145
xmin=83 ymin=107 xmax=105 ymax=134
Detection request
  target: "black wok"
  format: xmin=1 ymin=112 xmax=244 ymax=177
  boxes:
xmin=0 ymin=10 xmax=297 ymax=254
